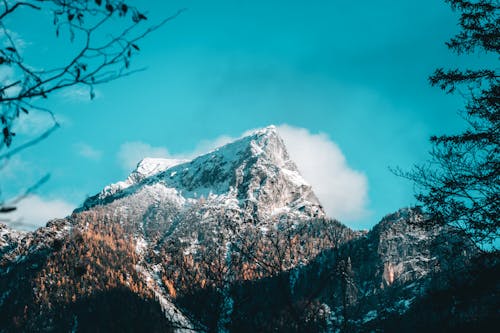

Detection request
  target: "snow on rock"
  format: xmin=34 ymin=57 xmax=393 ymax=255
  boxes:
xmin=98 ymin=158 xmax=188 ymax=200
xmin=0 ymin=126 xmax=476 ymax=332
xmin=64 ymin=126 xmax=330 ymax=332
xmin=81 ymin=125 xmax=325 ymax=222
xmin=134 ymin=158 xmax=187 ymax=180
xmin=0 ymin=224 xmax=26 ymax=249
xmin=135 ymin=264 xmax=198 ymax=333
xmin=135 ymin=236 xmax=148 ymax=255
xmin=0 ymin=219 xmax=72 ymax=271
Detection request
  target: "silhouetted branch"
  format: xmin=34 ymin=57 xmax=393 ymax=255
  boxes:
xmin=0 ymin=1 xmax=184 ymax=214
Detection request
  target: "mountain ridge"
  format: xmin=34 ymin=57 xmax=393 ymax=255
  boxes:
xmin=80 ymin=125 xmax=324 ymax=222
xmin=0 ymin=126 xmax=491 ymax=332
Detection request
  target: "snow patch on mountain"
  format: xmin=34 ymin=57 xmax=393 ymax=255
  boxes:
xmin=82 ymin=125 xmax=325 ymax=221
xmin=100 ymin=158 xmax=187 ymax=199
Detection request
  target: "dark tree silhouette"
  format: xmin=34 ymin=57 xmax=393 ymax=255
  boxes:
xmin=0 ymin=0 xmax=183 ymax=213
xmin=399 ymin=0 xmax=499 ymax=250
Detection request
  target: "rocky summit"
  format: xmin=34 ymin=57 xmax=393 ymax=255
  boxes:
xmin=0 ymin=126 xmax=496 ymax=332
xmin=82 ymin=125 xmax=324 ymax=221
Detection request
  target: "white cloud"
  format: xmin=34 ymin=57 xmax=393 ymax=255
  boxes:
xmin=60 ymin=86 xmax=101 ymax=103
xmin=0 ymin=29 xmax=28 ymax=50
xmin=1 ymin=195 xmax=75 ymax=231
xmin=75 ymin=143 xmax=102 ymax=160
xmin=12 ymin=110 xmax=58 ymax=137
xmin=0 ymin=66 xmax=14 ymax=83
xmin=277 ymin=124 xmax=369 ymax=222
xmin=0 ymin=66 xmax=21 ymax=97
xmin=118 ymin=141 xmax=170 ymax=171
xmin=0 ymin=155 xmax=29 ymax=179
xmin=0 ymin=156 xmax=46 ymax=199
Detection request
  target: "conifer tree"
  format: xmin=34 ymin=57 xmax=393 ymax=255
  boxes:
xmin=401 ymin=0 xmax=499 ymax=250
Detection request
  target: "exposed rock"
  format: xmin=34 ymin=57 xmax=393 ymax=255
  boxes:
xmin=81 ymin=125 xmax=324 ymax=222
xmin=0 ymin=126 xmax=489 ymax=332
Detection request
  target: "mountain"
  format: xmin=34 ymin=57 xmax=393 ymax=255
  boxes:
xmin=81 ymin=125 xmax=324 ymax=221
xmin=0 ymin=126 xmax=496 ymax=332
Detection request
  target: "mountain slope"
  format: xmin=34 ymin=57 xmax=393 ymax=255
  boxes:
xmin=81 ymin=125 xmax=324 ymax=222
xmin=0 ymin=125 xmax=491 ymax=332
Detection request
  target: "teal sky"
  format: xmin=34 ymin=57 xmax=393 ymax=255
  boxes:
xmin=1 ymin=0 xmax=491 ymax=230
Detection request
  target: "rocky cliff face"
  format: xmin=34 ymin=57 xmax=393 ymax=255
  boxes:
xmin=319 ymin=208 xmax=477 ymax=329
xmin=0 ymin=126 xmax=489 ymax=332
xmin=81 ymin=125 xmax=324 ymax=222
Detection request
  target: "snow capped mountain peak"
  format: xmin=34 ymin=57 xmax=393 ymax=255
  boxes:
xmin=81 ymin=126 xmax=324 ymax=220
xmin=246 ymin=124 xmax=278 ymax=138
xmin=203 ymin=124 xmax=297 ymax=173
xmin=1 ymin=126 xmax=482 ymax=333
xmin=242 ymin=124 xmax=297 ymax=170
xmin=95 ymin=158 xmax=188 ymax=200
xmin=132 ymin=158 xmax=188 ymax=182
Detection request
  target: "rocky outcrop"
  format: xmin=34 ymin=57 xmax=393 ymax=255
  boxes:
xmin=81 ymin=126 xmax=324 ymax=222
xmin=0 ymin=126 xmax=487 ymax=332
